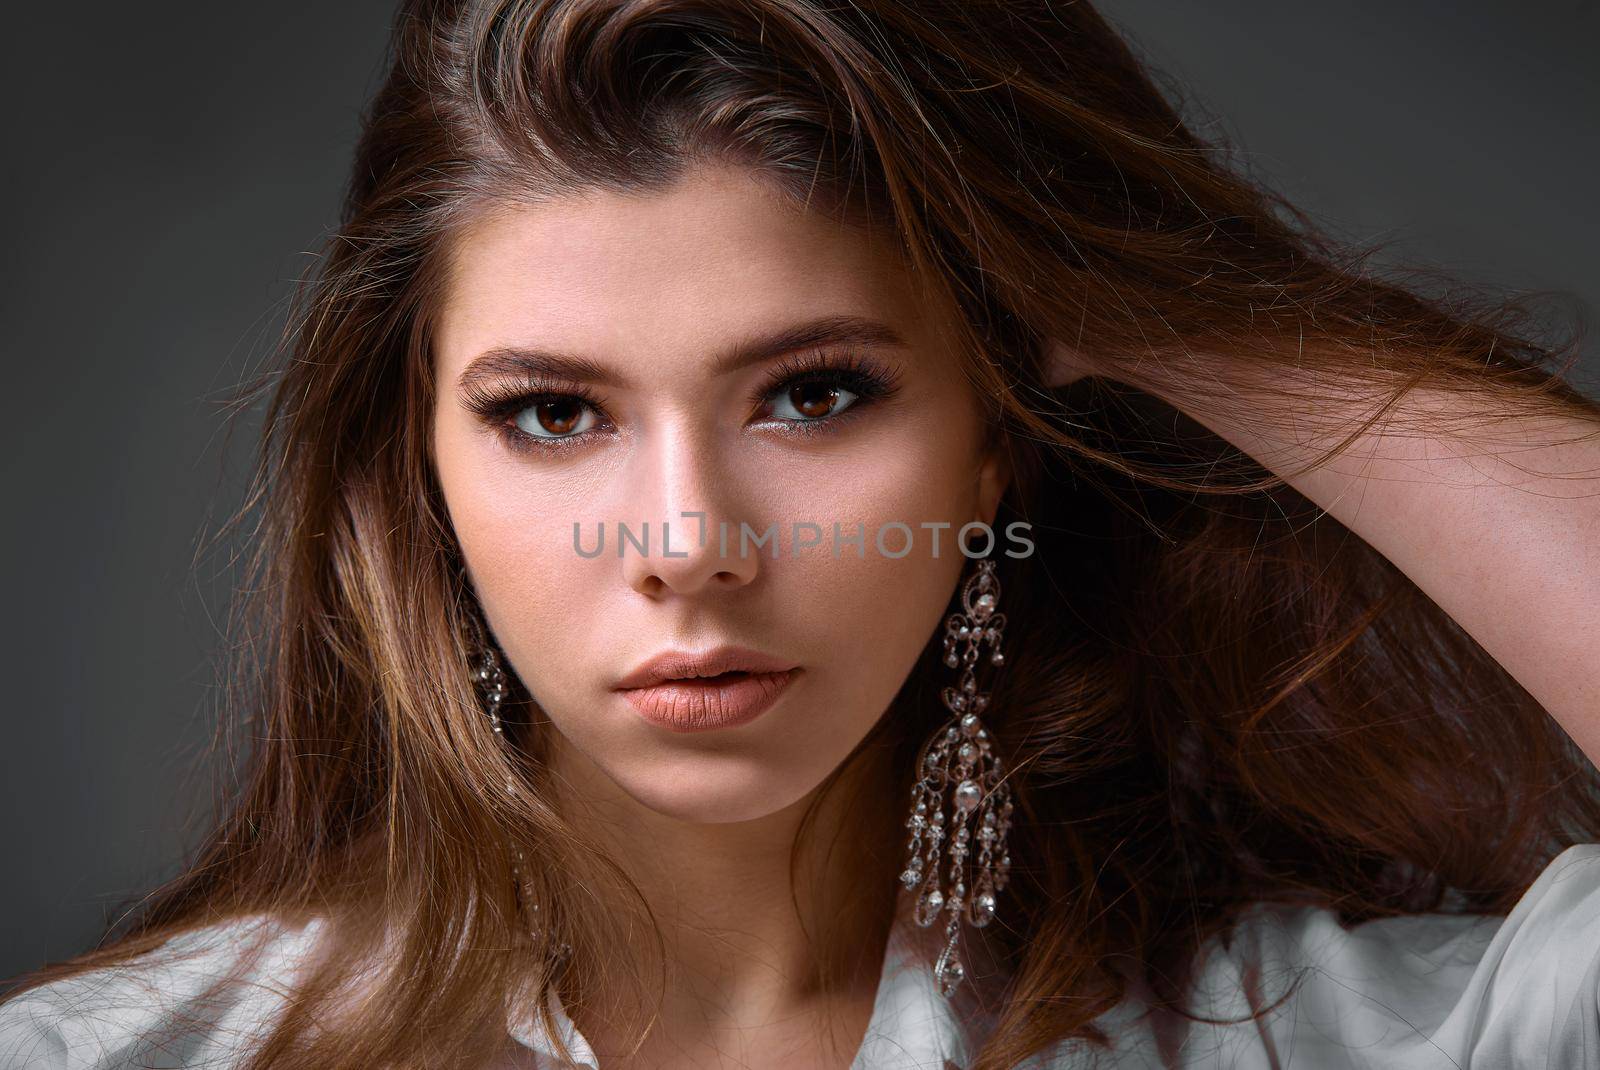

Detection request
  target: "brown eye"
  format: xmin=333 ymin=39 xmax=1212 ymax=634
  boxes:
xmin=772 ymin=381 xmax=859 ymax=422
xmin=513 ymin=397 xmax=597 ymax=440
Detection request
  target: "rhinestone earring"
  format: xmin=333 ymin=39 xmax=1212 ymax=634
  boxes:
xmin=476 ymin=643 xmax=510 ymax=735
xmin=900 ymin=556 xmax=1014 ymax=999
xmin=473 ymin=643 xmax=572 ymax=962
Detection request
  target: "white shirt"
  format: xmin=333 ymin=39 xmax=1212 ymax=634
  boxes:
xmin=3 ymin=842 xmax=1599 ymax=1068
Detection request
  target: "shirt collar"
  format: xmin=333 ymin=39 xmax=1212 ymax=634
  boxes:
xmin=507 ymin=886 xmax=1000 ymax=1069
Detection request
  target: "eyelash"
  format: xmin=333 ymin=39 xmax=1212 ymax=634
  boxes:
xmin=459 ymin=349 xmax=905 ymax=455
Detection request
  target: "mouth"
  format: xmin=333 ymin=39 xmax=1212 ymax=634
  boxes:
xmin=619 ymin=669 xmax=798 ymax=732
xmin=613 ymin=645 xmax=799 ymax=690
xmin=661 ymin=669 xmax=756 ymax=684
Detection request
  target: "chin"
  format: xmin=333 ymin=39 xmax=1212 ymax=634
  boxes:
xmin=613 ymin=758 xmax=818 ymax=825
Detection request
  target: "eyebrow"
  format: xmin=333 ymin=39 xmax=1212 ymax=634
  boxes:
xmin=455 ymin=314 xmax=909 ymax=396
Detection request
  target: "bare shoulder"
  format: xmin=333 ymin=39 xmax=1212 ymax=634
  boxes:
xmin=0 ymin=914 xmax=329 ymax=1070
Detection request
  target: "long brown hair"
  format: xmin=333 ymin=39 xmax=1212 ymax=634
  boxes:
xmin=8 ymin=2 xmax=1599 ymax=1067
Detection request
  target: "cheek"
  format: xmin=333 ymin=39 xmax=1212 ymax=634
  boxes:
xmin=433 ymin=424 xmax=597 ymax=689
xmin=766 ymin=421 xmax=984 ymax=713
xmin=772 ymin=414 xmax=984 ymax=572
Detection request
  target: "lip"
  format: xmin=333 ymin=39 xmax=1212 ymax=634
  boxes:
xmin=613 ymin=645 xmax=799 ymax=690
xmin=619 ymin=670 xmax=798 ymax=732
xmin=614 ymin=645 xmax=801 ymax=733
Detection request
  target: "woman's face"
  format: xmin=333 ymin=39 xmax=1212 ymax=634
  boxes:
xmin=431 ymin=160 xmax=1009 ymax=825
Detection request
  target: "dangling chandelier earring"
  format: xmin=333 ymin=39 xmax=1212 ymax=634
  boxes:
xmin=477 ymin=644 xmax=510 ymax=736
xmin=474 ymin=642 xmax=572 ymax=962
xmin=900 ymin=556 xmax=1014 ymax=999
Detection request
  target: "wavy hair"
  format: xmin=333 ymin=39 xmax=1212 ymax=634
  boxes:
xmin=7 ymin=2 xmax=1599 ymax=1067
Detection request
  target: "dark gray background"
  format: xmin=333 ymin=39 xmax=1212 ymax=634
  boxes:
xmin=3 ymin=2 xmax=1596 ymax=980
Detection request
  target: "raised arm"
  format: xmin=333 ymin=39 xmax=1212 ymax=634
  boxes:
xmin=1049 ymin=339 xmax=1600 ymax=770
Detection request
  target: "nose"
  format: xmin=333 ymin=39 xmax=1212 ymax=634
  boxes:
xmin=616 ymin=424 xmax=761 ymax=598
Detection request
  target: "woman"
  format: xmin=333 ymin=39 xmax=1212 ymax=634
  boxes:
xmin=3 ymin=1 xmax=1598 ymax=1067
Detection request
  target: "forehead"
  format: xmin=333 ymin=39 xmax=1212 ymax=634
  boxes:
xmin=432 ymin=162 xmax=943 ymax=370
